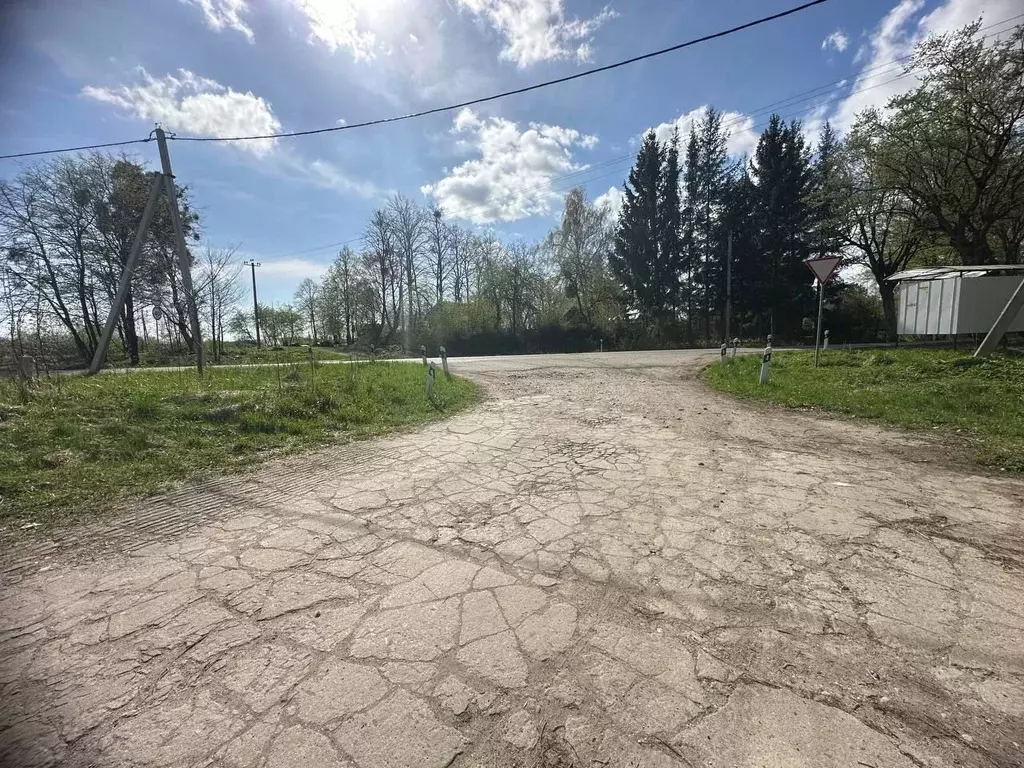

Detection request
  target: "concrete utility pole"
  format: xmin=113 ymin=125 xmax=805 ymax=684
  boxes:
xmin=89 ymin=172 xmax=164 ymax=374
xmin=244 ymin=260 xmax=262 ymax=347
xmin=155 ymin=127 xmax=204 ymax=375
xmin=725 ymin=230 xmax=733 ymax=343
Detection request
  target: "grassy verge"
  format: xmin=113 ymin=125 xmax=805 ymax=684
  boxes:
xmin=135 ymin=343 xmax=351 ymax=368
xmin=0 ymin=361 xmax=476 ymax=527
xmin=702 ymin=348 xmax=1024 ymax=472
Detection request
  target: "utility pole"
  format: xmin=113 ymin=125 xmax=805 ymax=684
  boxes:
xmin=814 ymin=278 xmax=825 ymax=367
xmin=725 ymin=230 xmax=733 ymax=343
xmin=244 ymin=260 xmax=262 ymax=347
xmin=155 ymin=127 xmax=204 ymax=375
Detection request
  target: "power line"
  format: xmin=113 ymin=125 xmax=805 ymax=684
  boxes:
xmin=169 ymin=0 xmax=831 ymax=146
xmin=525 ymin=13 xmax=1024 ymax=198
xmin=0 ymin=137 xmax=153 ymax=162
xmin=262 ymin=13 xmax=1024 ymax=249
xmin=265 ymin=237 xmax=363 ymax=260
xmin=510 ymin=14 xmax=1024 ymax=203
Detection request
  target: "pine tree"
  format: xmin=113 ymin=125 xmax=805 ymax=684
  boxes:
xmin=811 ymin=121 xmax=842 ymax=258
xmin=749 ymin=114 xmax=815 ymax=338
xmin=658 ymin=127 xmax=683 ymax=322
xmin=693 ymin=108 xmax=730 ymax=340
xmin=681 ymin=127 xmax=700 ymax=343
xmin=611 ymin=131 xmax=665 ymax=324
xmin=720 ymin=167 xmax=759 ymax=336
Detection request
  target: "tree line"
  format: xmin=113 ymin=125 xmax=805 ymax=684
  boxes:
xmin=2 ymin=20 xmax=1021 ymax=369
xmin=613 ymin=21 xmax=1023 ymax=342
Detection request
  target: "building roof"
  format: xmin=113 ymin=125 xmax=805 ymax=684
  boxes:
xmin=887 ymin=265 xmax=1024 ymax=282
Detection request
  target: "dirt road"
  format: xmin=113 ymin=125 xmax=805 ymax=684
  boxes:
xmin=2 ymin=350 xmax=1022 ymax=767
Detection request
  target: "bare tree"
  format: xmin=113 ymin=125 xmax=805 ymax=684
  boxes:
xmin=362 ymin=209 xmax=398 ymax=343
xmin=294 ymin=277 xmax=320 ymax=343
xmin=387 ymin=194 xmax=427 ymax=343
xmin=195 ymin=244 xmax=242 ymax=361
xmin=426 ymin=206 xmax=452 ymax=307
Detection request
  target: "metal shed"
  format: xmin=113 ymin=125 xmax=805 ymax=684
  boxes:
xmin=888 ymin=265 xmax=1024 ymax=336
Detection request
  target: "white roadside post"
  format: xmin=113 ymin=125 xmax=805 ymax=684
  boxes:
xmin=720 ymin=342 xmax=728 ymax=365
xmin=732 ymin=337 xmax=740 ymax=358
xmin=420 ymin=345 xmax=427 ymax=366
xmin=803 ymin=255 xmax=843 ymax=368
xmin=426 ymin=361 xmax=436 ymax=398
xmin=440 ymin=346 xmax=451 ymax=380
xmin=600 ymin=338 xmax=604 ymax=353
xmin=759 ymin=340 xmax=773 ymax=385
xmin=823 ymin=330 xmax=830 ymax=351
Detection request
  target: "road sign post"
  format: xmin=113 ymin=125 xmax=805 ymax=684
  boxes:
xmin=803 ymin=256 xmax=842 ymax=368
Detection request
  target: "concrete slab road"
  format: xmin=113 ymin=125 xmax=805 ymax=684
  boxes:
xmin=1 ymin=350 xmax=1022 ymax=768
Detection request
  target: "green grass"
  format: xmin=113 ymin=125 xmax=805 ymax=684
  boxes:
xmin=0 ymin=361 xmax=476 ymax=527
xmin=703 ymin=348 xmax=1024 ymax=472
xmin=135 ymin=343 xmax=351 ymax=368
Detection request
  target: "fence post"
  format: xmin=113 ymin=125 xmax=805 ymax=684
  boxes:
xmin=440 ymin=346 xmax=451 ymax=380
xmin=759 ymin=342 xmax=773 ymax=385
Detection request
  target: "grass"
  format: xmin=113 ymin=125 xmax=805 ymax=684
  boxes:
xmin=135 ymin=343 xmax=351 ymax=368
xmin=0 ymin=360 xmax=476 ymax=527
xmin=702 ymin=348 xmax=1024 ymax=473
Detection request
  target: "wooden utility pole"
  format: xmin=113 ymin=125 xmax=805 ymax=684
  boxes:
xmin=155 ymin=127 xmax=204 ymax=375
xmin=244 ymin=260 xmax=262 ymax=347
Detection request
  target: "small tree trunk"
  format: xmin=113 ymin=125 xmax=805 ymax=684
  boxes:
xmin=879 ymin=281 xmax=898 ymax=342
xmin=124 ymin=292 xmax=140 ymax=365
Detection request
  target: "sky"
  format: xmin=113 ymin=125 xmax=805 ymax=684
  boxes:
xmin=1 ymin=0 xmax=1020 ymax=305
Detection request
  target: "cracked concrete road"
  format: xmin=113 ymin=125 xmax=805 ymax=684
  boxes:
xmin=2 ymin=349 xmax=1023 ymax=768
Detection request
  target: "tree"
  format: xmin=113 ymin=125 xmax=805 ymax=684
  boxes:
xmin=693 ymin=108 xmax=731 ymax=339
xmin=362 ymin=209 xmax=398 ymax=343
xmin=659 ymin=128 xmax=683 ymax=322
xmin=548 ymin=187 xmax=615 ymax=328
xmin=748 ymin=114 xmax=815 ymax=337
xmin=387 ymin=194 xmax=426 ymax=339
xmin=427 ymin=206 xmax=451 ymax=307
xmin=831 ymin=126 xmax=924 ymax=340
xmin=195 ymin=244 xmax=241 ymax=361
xmin=810 ymin=121 xmax=843 ymax=259
xmin=294 ymin=277 xmax=319 ymax=342
xmin=864 ymin=22 xmax=1024 ymax=265
xmin=611 ymin=131 xmax=666 ymax=324
xmin=322 ymin=246 xmax=360 ymax=344
xmin=680 ymin=127 xmax=700 ymax=341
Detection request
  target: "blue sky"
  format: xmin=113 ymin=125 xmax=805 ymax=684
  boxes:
xmin=1 ymin=0 xmax=1018 ymax=304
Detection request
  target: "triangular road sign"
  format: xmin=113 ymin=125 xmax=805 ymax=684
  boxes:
xmin=804 ymin=255 xmax=842 ymax=285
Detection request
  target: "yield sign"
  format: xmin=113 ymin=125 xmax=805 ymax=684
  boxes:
xmin=804 ymin=255 xmax=842 ymax=285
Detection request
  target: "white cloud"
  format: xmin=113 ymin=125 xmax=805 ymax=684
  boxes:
xmin=594 ymin=185 xmax=624 ymax=221
xmin=453 ymin=0 xmax=617 ymax=67
xmin=83 ymin=68 xmax=281 ymax=156
xmin=181 ymin=0 xmax=253 ymax=40
xmin=421 ymin=107 xmax=599 ymax=223
xmin=651 ymin=106 xmax=760 ymax=158
xmin=822 ymin=29 xmax=850 ymax=52
xmin=179 ymin=0 xmax=389 ymax=60
xmin=84 ymin=68 xmax=381 ymax=199
xmin=297 ymin=0 xmax=378 ymax=60
xmin=832 ymin=0 xmax=1021 ymax=132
